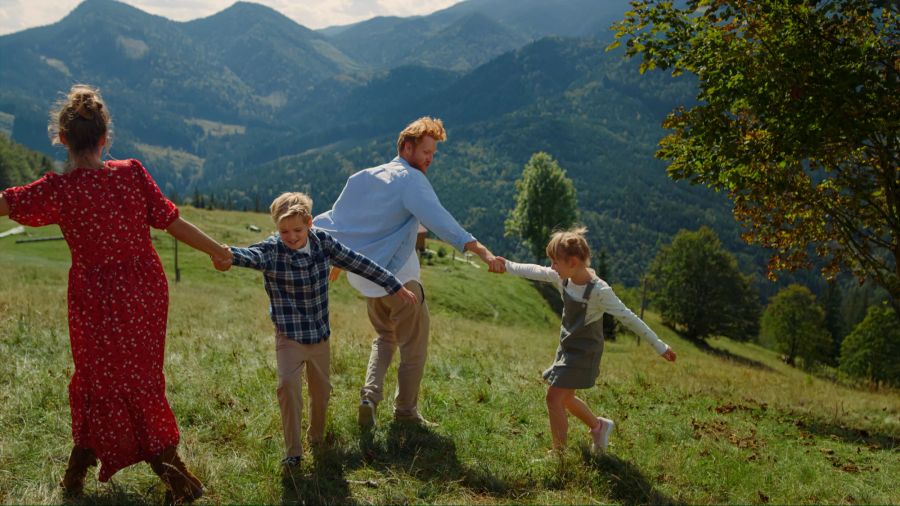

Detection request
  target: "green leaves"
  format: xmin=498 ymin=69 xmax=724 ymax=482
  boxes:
xmin=839 ymin=303 xmax=900 ymax=385
xmin=760 ymin=284 xmax=833 ymax=368
xmin=504 ymin=152 xmax=578 ymax=261
xmin=648 ymin=226 xmax=760 ymax=341
xmin=614 ymin=0 xmax=900 ymax=315
xmin=0 ymin=134 xmax=54 ymax=189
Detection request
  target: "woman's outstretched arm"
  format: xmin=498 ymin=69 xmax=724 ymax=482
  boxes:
xmin=166 ymin=217 xmax=231 ymax=268
xmin=0 ymin=193 xmax=9 ymax=217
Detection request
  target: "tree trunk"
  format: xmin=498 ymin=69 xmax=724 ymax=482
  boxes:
xmin=892 ymin=238 xmax=900 ymax=324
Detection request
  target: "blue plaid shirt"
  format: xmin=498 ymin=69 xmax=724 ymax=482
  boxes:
xmin=231 ymin=228 xmax=403 ymax=344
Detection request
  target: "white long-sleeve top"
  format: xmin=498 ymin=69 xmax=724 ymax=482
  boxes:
xmin=505 ymin=261 xmax=670 ymax=355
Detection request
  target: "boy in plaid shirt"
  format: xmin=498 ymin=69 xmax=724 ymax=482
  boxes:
xmin=224 ymin=192 xmax=418 ymax=465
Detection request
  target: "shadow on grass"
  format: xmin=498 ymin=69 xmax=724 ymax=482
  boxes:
xmin=529 ymin=279 xmax=563 ymax=316
xmin=584 ymin=452 xmax=683 ymax=506
xmin=793 ymin=416 xmax=900 ymax=451
xmin=352 ymin=421 xmax=517 ymax=500
xmin=281 ymin=445 xmax=354 ymax=505
xmin=69 ymin=483 xmax=158 ymax=506
xmin=688 ymin=338 xmax=776 ymax=372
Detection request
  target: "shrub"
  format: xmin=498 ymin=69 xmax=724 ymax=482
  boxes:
xmin=760 ymin=285 xmax=833 ymax=369
xmin=839 ymin=304 xmax=900 ymax=386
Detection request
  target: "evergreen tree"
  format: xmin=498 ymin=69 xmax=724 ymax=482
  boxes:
xmin=760 ymin=285 xmax=833 ymax=369
xmin=595 ymin=249 xmax=617 ymax=341
xmin=505 ymin=152 xmax=578 ymax=261
xmin=822 ymin=279 xmax=846 ymax=363
xmin=192 ymin=187 xmax=203 ymax=209
xmin=648 ymin=227 xmax=760 ymax=342
xmin=0 ymin=133 xmax=53 ymax=188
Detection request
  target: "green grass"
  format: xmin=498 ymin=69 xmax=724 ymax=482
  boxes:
xmin=1 ymin=208 xmax=898 ymax=504
xmin=132 ymin=143 xmax=205 ymax=183
xmin=184 ymin=118 xmax=247 ymax=138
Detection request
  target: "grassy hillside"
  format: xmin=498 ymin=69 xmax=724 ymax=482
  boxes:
xmin=0 ymin=133 xmax=55 ymax=189
xmin=0 ymin=208 xmax=898 ymax=505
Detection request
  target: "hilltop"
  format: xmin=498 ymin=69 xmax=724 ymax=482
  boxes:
xmin=1 ymin=207 xmax=897 ymax=504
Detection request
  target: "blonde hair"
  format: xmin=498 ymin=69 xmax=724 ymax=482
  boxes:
xmin=546 ymin=226 xmax=591 ymax=266
xmin=396 ymin=116 xmax=447 ymax=155
xmin=270 ymin=192 xmax=313 ymax=224
xmin=49 ymin=84 xmax=111 ymax=156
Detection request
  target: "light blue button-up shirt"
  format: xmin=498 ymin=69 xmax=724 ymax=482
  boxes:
xmin=313 ymin=156 xmax=476 ymax=275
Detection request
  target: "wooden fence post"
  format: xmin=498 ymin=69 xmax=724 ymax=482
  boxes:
xmin=174 ymin=238 xmax=181 ymax=283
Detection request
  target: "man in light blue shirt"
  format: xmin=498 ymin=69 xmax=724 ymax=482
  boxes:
xmin=314 ymin=117 xmax=505 ymax=427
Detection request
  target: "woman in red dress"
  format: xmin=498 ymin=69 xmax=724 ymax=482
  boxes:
xmin=0 ymin=85 xmax=232 ymax=503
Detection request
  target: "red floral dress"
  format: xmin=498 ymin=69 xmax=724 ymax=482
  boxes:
xmin=4 ymin=159 xmax=181 ymax=481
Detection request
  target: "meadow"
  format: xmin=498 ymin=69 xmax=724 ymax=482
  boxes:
xmin=1 ymin=208 xmax=898 ymax=505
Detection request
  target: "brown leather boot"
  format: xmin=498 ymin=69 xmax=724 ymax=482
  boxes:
xmin=60 ymin=446 xmax=97 ymax=497
xmin=147 ymin=446 xmax=204 ymax=504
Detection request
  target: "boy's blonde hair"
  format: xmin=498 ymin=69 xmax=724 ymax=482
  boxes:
xmin=396 ymin=116 xmax=447 ymax=154
xmin=270 ymin=192 xmax=313 ymax=224
xmin=546 ymin=226 xmax=591 ymax=266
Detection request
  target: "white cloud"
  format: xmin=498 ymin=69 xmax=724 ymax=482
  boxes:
xmin=0 ymin=0 xmax=80 ymax=34
xmin=0 ymin=0 xmax=463 ymax=35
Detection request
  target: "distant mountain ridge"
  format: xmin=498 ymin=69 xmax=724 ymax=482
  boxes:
xmin=184 ymin=2 xmax=361 ymax=97
xmin=0 ymin=0 xmax=764 ymax=286
xmin=325 ymin=0 xmax=622 ymax=72
xmin=200 ymin=37 xmax=747 ymax=286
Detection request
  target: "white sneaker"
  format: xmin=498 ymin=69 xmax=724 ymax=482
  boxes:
xmin=358 ymin=399 xmax=376 ymax=428
xmin=590 ymin=417 xmax=614 ymax=454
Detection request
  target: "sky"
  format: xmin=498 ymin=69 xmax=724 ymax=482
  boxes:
xmin=0 ymin=0 xmax=464 ymax=35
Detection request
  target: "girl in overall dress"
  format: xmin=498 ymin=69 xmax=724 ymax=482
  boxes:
xmin=0 ymin=85 xmax=232 ymax=503
xmin=501 ymin=227 xmax=677 ymax=455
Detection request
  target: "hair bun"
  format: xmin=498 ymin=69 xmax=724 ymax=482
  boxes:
xmin=74 ymin=95 xmax=95 ymax=120
xmin=71 ymin=90 xmax=103 ymax=121
xmin=50 ymin=84 xmax=111 ymax=157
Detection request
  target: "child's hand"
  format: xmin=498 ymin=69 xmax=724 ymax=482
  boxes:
xmin=661 ymin=348 xmax=677 ymax=362
xmin=489 ymin=256 xmax=507 ymax=274
xmin=329 ymin=267 xmax=342 ymax=282
xmin=393 ymin=286 xmax=419 ymax=305
xmin=212 ymin=244 xmax=233 ymax=271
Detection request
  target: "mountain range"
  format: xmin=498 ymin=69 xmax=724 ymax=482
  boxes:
xmin=0 ymin=0 xmax=767 ymax=286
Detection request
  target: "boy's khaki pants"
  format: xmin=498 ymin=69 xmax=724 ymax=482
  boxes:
xmin=360 ymin=281 xmax=429 ymax=418
xmin=276 ymin=334 xmax=331 ymax=458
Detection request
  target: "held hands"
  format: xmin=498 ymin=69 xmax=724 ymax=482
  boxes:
xmin=490 ymin=256 xmax=508 ymax=274
xmin=480 ymin=252 xmax=506 ymax=273
xmin=212 ymin=244 xmax=233 ymax=271
xmin=393 ymin=286 xmax=420 ymax=305
xmin=465 ymin=240 xmax=506 ymax=273
xmin=661 ymin=347 xmax=677 ymax=362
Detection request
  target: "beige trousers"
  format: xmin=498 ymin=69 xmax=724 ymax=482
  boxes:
xmin=360 ymin=280 xmax=429 ymax=417
xmin=275 ymin=334 xmax=332 ymax=457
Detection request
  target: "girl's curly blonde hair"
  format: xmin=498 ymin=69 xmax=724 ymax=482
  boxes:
xmin=546 ymin=226 xmax=591 ymax=266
